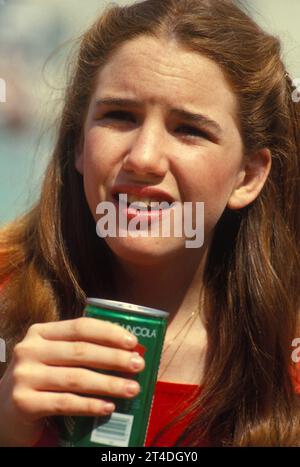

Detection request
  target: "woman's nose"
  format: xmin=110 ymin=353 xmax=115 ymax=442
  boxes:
xmin=122 ymin=121 xmax=169 ymax=178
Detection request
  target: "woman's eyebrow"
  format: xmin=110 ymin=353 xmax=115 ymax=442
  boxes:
xmin=95 ymin=97 xmax=223 ymax=138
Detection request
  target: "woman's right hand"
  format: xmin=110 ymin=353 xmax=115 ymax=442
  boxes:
xmin=0 ymin=317 xmax=145 ymax=447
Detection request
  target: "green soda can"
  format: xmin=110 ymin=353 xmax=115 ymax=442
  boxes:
xmin=58 ymin=297 xmax=169 ymax=447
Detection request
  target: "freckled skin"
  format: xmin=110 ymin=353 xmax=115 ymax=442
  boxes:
xmin=75 ymin=36 xmax=247 ymax=265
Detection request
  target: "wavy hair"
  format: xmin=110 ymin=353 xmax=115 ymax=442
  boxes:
xmin=0 ymin=0 xmax=299 ymax=446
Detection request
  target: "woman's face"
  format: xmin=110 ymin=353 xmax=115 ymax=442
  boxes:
xmin=75 ymin=36 xmax=258 ymax=266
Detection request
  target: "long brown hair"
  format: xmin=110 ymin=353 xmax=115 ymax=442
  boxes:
xmin=0 ymin=0 xmax=299 ymax=446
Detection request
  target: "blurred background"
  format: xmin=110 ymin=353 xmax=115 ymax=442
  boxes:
xmin=0 ymin=0 xmax=300 ymax=225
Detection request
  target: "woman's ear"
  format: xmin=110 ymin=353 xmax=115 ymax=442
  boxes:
xmin=227 ymin=148 xmax=272 ymax=210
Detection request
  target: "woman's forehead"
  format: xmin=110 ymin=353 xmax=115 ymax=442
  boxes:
xmin=95 ymin=36 xmax=233 ymax=97
xmin=91 ymin=36 xmax=239 ymax=131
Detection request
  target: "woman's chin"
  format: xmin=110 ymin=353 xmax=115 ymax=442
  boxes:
xmin=104 ymin=235 xmax=185 ymax=266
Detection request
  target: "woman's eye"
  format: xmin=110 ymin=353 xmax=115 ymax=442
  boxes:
xmin=176 ymin=125 xmax=208 ymax=139
xmin=101 ymin=111 xmax=135 ymax=122
xmin=97 ymin=113 xmax=209 ymax=140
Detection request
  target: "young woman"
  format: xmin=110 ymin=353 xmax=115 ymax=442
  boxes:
xmin=0 ymin=0 xmax=299 ymax=447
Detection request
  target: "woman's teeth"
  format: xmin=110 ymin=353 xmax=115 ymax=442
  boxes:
xmin=117 ymin=194 xmax=168 ymax=210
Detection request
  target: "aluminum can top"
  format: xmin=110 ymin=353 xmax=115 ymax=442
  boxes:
xmin=86 ymin=297 xmax=169 ymax=319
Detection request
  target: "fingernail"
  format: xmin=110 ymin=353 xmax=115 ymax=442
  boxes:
xmin=126 ymin=381 xmax=140 ymax=396
xmin=103 ymin=402 xmax=115 ymax=414
xmin=124 ymin=334 xmax=138 ymax=348
xmin=131 ymin=353 xmax=144 ymax=370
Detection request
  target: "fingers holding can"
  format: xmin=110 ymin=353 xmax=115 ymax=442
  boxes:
xmin=29 ymin=317 xmax=139 ymax=351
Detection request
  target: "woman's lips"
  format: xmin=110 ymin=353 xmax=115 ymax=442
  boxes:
xmin=111 ymin=184 xmax=175 ymax=204
xmin=112 ymin=195 xmax=171 ymax=221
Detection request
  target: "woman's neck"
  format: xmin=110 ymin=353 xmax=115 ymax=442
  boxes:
xmin=111 ymin=245 xmax=209 ymax=328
